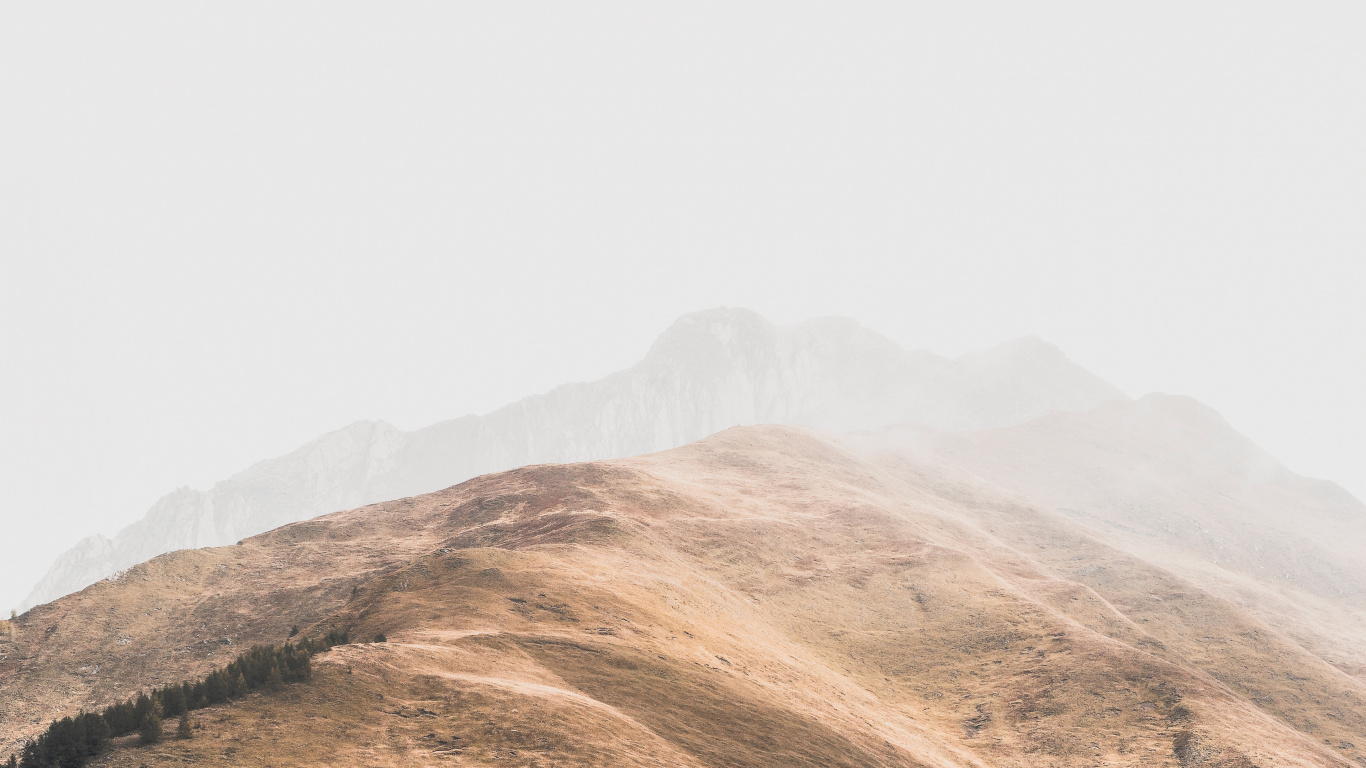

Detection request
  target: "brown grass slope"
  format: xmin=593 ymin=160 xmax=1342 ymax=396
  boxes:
xmin=925 ymin=394 xmax=1366 ymax=683
xmin=1 ymin=423 xmax=1363 ymax=767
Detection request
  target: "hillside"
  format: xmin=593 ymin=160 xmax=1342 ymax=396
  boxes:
xmin=4 ymin=421 xmax=1363 ymax=767
xmin=922 ymin=394 xmax=1366 ymax=682
xmin=20 ymin=307 xmax=1125 ymax=611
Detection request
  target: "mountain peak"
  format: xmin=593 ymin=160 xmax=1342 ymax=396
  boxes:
xmin=18 ymin=308 xmax=1127 ymax=612
xmin=644 ymin=307 xmax=777 ymax=363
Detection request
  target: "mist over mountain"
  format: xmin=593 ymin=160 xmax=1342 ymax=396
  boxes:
xmin=5 ymin=411 xmax=1365 ymax=766
xmin=18 ymin=307 xmax=1125 ymax=612
xmin=919 ymin=393 xmax=1366 ymax=679
xmin=9 ymin=310 xmax=1366 ymax=766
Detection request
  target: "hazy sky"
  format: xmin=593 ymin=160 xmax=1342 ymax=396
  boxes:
xmin=2 ymin=3 xmax=1364 ymax=612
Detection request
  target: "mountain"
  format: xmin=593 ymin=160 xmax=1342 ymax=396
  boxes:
xmin=18 ymin=308 xmax=1125 ymax=611
xmin=918 ymin=393 xmax=1366 ymax=682
xmin=3 ymin=419 xmax=1363 ymax=766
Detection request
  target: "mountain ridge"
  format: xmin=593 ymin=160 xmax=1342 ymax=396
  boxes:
xmin=18 ymin=308 xmax=1126 ymax=612
xmin=4 ymin=417 xmax=1363 ymax=766
xmin=917 ymin=392 xmax=1366 ymax=683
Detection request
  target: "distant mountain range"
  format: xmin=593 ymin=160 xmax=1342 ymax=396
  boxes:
xmin=18 ymin=307 xmax=1126 ymax=611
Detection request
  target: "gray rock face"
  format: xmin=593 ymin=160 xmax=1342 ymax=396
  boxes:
xmin=19 ymin=308 xmax=1126 ymax=611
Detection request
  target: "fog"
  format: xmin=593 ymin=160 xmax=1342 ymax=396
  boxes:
xmin=2 ymin=3 xmax=1364 ymax=613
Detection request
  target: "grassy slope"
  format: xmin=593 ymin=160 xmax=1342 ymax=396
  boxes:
xmin=2 ymin=425 xmax=1362 ymax=767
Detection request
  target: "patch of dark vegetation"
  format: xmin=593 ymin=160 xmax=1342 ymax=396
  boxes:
xmin=963 ymin=705 xmax=991 ymax=738
xmin=443 ymin=511 xmax=628 ymax=551
xmin=534 ymin=602 xmax=578 ymax=621
xmin=12 ymin=629 xmax=349 ymax=768
xmin=444 ymin=463 xmax=622 ymax=526
xmin=472 ymin=567 xmax=508 ymax=586
xmin=446 ymin=496 xmax=516 ymax=527
xmin=1174 ymin=730 xmax=1201 ymax=765
xmin=1173 ymin=730 xmax=1260 ymax=768
xmin=256 ymin=519 xmax=333 ymax=545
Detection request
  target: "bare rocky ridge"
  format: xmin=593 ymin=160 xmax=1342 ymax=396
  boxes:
xmin=20 ymin=308 xmax=1125 ymax=611
xmin=2 ymin=416 xmax=1363 ymax=766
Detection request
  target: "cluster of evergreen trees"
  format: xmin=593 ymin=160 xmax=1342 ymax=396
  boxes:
xmin=12 ymin=630 xmax=348 ymax=768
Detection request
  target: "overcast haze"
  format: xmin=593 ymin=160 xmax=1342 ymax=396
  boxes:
xmin=2 ymin=3 xmax=1364 ymax=612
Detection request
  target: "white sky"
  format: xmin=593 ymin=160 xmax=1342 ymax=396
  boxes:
xmin=2 ymin=3 xmax=1363 ymax=612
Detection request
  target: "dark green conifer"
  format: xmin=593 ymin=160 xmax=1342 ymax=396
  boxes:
xmin=138 ymin=713 xmax=163 ymax=745
xmin=176 ymin=711 xmax=193 ymax=740
xmin=266 ymin=662 xmax=284 ymax=690
xmin=133 ymin=694 xmax=155 ymax=729
xmin=79 ymin=711 xmax=110 ymax=755
xmin=102 ymin=700 xmax=137 ymax=736
xmin=160 ymin=683 xmax=187 ymax=717
xmin=202 ymin=670 xmax=228 ymax=704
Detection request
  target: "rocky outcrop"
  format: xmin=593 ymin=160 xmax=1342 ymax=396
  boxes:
xmin=18 ymin=307 xmax=1126 ymax=611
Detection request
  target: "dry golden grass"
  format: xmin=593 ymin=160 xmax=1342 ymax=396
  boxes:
xmin=3 ymin=424 xmax=1364 ymax=767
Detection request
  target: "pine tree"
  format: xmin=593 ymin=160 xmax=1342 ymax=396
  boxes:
xmin=266 ymin=662 xmax=284 ymax=690
xmin=102 ymin=701 xmax=137 ymax=736
xmin=160 ymin=683 xmax=187 ymax=717
xmin=139 ymin=714 xmax=163 ymax=745
xmin=176 ymin=712 xmax=193 ymax=740
xmin=78 ymin=711 xmax=109 ymax=756
xmin=203 ymin=670 xmax=229 ymax=704
xmin=133 ymin=694 xmax=155 ymax=730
